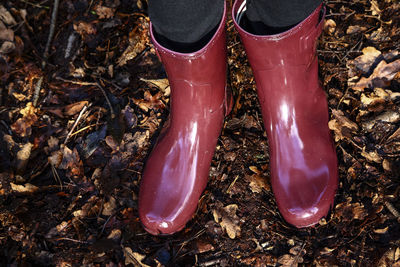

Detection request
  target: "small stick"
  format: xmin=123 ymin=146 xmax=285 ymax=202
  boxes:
xmin=33 ymin=0 xmax=60 ymax=106
xmin=64 ymin=105 xmax=89 ymax=144
xmin=95 ymin=81 xmax=115 ymax=119
xmin=43 ymin=0 xmax=60 ymax=67
xmin=32 ymin=76 xmax=43 ymax=107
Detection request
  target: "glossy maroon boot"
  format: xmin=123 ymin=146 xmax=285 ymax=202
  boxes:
xmin=232 ymin=0 xmax=338 ymax=227
xmin=139 ymin=3 xmax=231 ymax=235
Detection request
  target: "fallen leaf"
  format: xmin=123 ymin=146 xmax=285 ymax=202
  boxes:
xmin=328 ymin=110 xmax=358 ymax=142
xmin=140 ymin=78 xmax=170 ymax=95
xmin=11 ymin=102 xmax=39 ymax=137
xmin=117 ymin=17 xmax=149 ymax=66
xmin=346 ymin=25 xmax=367 ymax=34
xmin=123 ymin=247 xmax=151 ymax=267
xmin=102 ymin=196 xmax=117 ymax=216
xmin=335 ymin=198 xmax=367 ymax=221
xmin=324 ymin=19 xmax=336 ymax=35
xmin=247 ymin=174 xmax=270 ymax=193
xmin=362 ymin=111 xmax=400 ymax=131
xmin=94 ymin=5 xmax=115 ymax=19
xmin=16 ymin=142 xmax=33 ymax=173
xmin=361 ymin=147 xmax=382 ymax=163
xmin=73 ymin=21 xmax=97 ymax=38
xmin=10 ymin=182 xmax=39 ymax=193
xmin=0 ymin=5 xmax=17 ymax=25
xmin=347 ymin=46 xmax=382 ymax=77
xmin=213 ymin=204 xmax=241 ymax=239
xmin=352 ymin=59 xmax=400 ymax=91
xmin=278 ymin=254 xmax=303 ymax=267
xmin=64 ymin=101 xmax=88 ymax=116
xmin=374 ymin=226 xmax=389 ymax=234
xmin=133 ymin=91 xmax=165 ymax=112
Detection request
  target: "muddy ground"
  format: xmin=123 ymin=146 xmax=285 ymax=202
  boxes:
xmin=1 ymin=0 xmax=400 ymax=266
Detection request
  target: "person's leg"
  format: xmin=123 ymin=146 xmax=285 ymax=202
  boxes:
xmin=243 ymin=0 xmax=322 ymax=34
xmin=148 ymin=0 xmax=224 ymax=52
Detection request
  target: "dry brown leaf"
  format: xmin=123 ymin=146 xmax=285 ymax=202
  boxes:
xmin=213 ymin=204 xmax=241 ymax=239
xmin=0 ymin=5 xmax=17 ymax=25
xmin=10 ymin=182 xmax=39 ymax=193
xmin=140 ymin=78 xmax=170 ymax=95
xmin=346 ymin=25 xmax=367 ymax=34
xmin=94 ymin=5 xmax=115 ymax=19
xmin=278 ymin=254 xmax=303 ymax=267
xmin=247 ymin=174 xmax=270 ymax=193
xmin=324 ymin=19 xmax=336 ymax=35
xmin=353 ymin=59 xmax=400 ymax=91
xmin=335 ymin=198 xmax=367 ymax=222
xmin=11 ymin=102 xmax=39 ymax=137
xmin=57 ymin=145 xmax=84 ymax=178
xmin=374 ymin=226 xmax=389 ymax=234
xmin=73 ymin=21 xmax=97 ymax=37
xmin=16 ymin=142 xmax=33 ymax=173
xmin=363 ymin=111 xmax=400 ymax=131
xmin=328 ymin=110 xmax=358 ymax=142
xmin=133 ymin=91 xmax=165 ymax=112
xmin=361 ymin=147 xmax=383 ymax=163
xmin=0 ymin=28 xmax=13 ymax=41
xmin=370 ymin=0 xmax=382 ymax=16
xmin=378 ymin=247 xmax=400 ymax=267
xmin=348 ymin=46 xmax=382 ymax=76
xmin=102 ymin=196 xmax=117 ymax=216
xmin=64 ymin=101 xmax=88 ymax=116
xmin=123 ymin=247 xmax=151 ymax=267
xmin=117 ymin=17 xmax=149 ymax=66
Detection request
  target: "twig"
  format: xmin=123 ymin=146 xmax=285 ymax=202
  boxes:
xmin=32 ymin=0 xmax=60 ymax=107
xmin=95 ymin=81 xmax=115 ymax=119
xmin=55 ymin=237 xmax=89 ymax=244
xmin=32 ymin=76 xmax=43 ymax=107
xmin=226 ymin=175 xmax=239 ymax=193
xmin=43 ymin=0 xmax=60 ymax=67
xmin=51 ymin=164 xmax=63 ymax=190
xmin=64 ymin=104 xmax=89 ymax=144
xmin=55 ymin=76 xmax=97 ymax=86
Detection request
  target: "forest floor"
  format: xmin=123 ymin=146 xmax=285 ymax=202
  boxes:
xmin=1 ymin=0 xmax=400 ymax=266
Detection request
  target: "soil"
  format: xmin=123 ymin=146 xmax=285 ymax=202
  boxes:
xmin=0 ymin=0 xmax=400 ymax=266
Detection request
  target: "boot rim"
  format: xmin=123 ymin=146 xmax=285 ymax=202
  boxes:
xmin=232 ymin=0 xmax=325 ymax=41
xmin=149 ymin=1 xmax=227 ymax=59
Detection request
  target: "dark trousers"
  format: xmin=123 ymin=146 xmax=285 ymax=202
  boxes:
xmin=149 ymin=0 xmax=322 ymax=52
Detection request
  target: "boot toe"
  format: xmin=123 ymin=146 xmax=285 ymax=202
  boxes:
xmin=139 ymin=212 xmax=185 ymax=235
xmin=280 ymin=200 xmax=332 ymax=228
